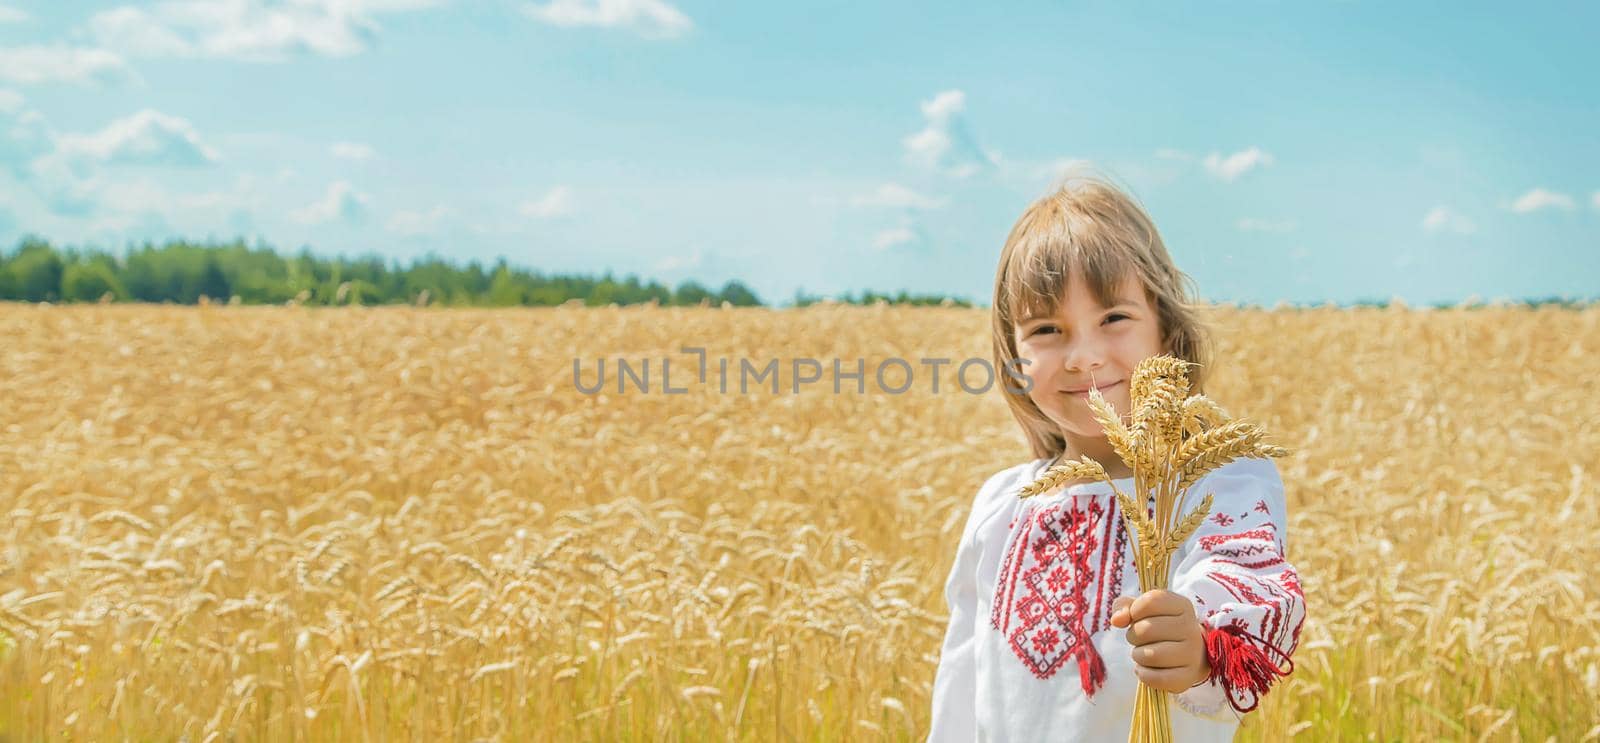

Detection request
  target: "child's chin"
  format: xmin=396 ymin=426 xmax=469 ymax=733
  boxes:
xmin=1058 ymin=422 xmax=1109 ymax=440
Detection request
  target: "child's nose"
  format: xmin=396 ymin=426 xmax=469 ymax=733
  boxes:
xmin=1062 ymin=340 xmax=1109 ymax=373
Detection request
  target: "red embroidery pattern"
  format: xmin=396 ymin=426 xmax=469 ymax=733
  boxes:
xmin=1279 ymin=567 xmax=1303 ymax=600
xmin=991 ymin=493 xmax=1130 ymax=697
xmin=1197 ymin=528 xmax=1284 ymax=570
xmin=1206 ymin=569 xmax=1299 ymax=651
xmin=1182 ymin=491 xmax=1304 ymax=714
xmin=1282 ymin=568 xmax=1306 ymax=652
xmin=1199 ymin=527 xmax=1275 ymax=550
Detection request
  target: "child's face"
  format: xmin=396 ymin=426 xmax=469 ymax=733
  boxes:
xmin=1012 ymin=270 xmax=1166 ymax=439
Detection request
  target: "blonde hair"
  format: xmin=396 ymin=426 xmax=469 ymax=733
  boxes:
xmin=990 ymin=171 xmax=1215 ymax=461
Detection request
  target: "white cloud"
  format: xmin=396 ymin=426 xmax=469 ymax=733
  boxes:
xmin=920 ymin=89 xmax=964 ymax=120
xmin=385 ymin=204 xmax=454 ymax=236
xmin=655 ymin=246 xmax=703 ymax=272
xmin=1509 ymin=187 xmax=1575 ymax=214
xmin=90 ymin=173 xmax=262 ymax=223
xmin=1202 ymin=147 xmax=1273 ymax=181
xmin=518 ymin=185 xmax=573 ymax=218
xmin=55 ymin=109 xmax=220 ymax=166
xmin=19 ymin=156 xmax=99 ymax=215
xmin=292 ymin=180 xmax=370 ymax=224
xmin=4 ymin=156 xmax=269 ymax=235
xmin=1420 ymin=206 xmax=1476 ymax=235
xmin=849 ymin=183 xmax=946 ymax=210
xmin=0 ymin=5 xmax=28 ymax=23
xmin=872 ymin=226 xmax=916 ymax=251
xmin=330 ymin=141 xmax=377 ymax=161
xmin=86 ymin=7 xmax=194 ymax=57
xmin=903 ymin=89 xmax=998 ymax=178
xmin=0 ymin=101 xmax=258 ymax=234
xmin=3 ymin=104 xmax=224 ymax=216
xmin=1236 ymin=217 xmax=1297 ymax=233
xmin=0 ymin=45 xmax=134 ymax=86
xmin=1593 ymin=191 xmax=1600 ymax=210
xmin=88 ymin=0 xmax=445 ymax=62
xmin=522 ymin=0 xmax=692 ymax=39
xmin=0 ymin=99 xmax=87 ymax=212
xmin=903 ymin=127 xmax=948 ymax=168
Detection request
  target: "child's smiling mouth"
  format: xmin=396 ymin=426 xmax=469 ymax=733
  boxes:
xmin=1063 ymin=380 xmax=1124 ymax=397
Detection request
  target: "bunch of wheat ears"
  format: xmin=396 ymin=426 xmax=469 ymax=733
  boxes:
xmin=1016 ymin=355 xmax=1288 ymax=743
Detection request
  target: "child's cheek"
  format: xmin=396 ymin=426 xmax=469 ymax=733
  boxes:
xmin=1026 ymin=364 xmax=1053 ymax=404
xmin=1023 ymin=370 xmax=1053 ymax=414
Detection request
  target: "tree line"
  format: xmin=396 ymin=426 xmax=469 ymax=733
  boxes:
xmin=0 ymin=236 xmax=974 ymax=308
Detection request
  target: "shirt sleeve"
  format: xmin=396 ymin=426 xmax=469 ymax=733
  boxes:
xmin=1168 ymin=458 xmax=1306 ymax=721
xmin=926 ymin=467 xmax=1014 ymax=743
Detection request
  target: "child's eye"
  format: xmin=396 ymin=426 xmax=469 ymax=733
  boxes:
xmin=1028 ymin=316 xmax=1126 ymax=336
xmin=1031 ymin=317 xmax=1127 ymax=336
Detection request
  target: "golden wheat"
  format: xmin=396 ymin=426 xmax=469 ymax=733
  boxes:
xmin=0 ymin=302 xmax=1597 ymax=741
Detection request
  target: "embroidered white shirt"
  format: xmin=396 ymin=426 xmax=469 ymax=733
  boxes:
xmin=927 ymin=456 xmax=1305 ymax=742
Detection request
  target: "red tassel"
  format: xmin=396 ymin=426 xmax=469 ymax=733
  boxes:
xmin=1202 ymin=621 xmax=1295 ymax=713
xmin=1078 ymin=644 xmax=1107 ymax=697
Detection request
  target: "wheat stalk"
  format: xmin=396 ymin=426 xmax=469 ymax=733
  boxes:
xmin=1019 ymin=354 xmax=1288 ymax=743
xmin=1122 ymin=358 xmax=1287 ymax=743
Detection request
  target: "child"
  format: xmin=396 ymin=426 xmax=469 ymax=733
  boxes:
xmin=927 ymin=174 xmax=1305 ymax=742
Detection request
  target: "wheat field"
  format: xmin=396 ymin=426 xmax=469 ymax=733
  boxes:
xmin=1 ymin=302 xmax=1597 ymax=742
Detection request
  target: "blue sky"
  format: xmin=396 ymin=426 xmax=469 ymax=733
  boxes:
xmin=0 ymin=1 xmax=1595 ymax=307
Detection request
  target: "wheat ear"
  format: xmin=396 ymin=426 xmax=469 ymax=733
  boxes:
xmin=1111 ymin=485 xmax=1157 ymax=550
xmin=1129 ymin=356 xmax=1191 ymax=404
xmin=1167 ymin=492 xmax=1215 ymax=548
xmin=1085 ymin=387 xmax=1138 ymax=470
xmin=1170 ymin=420 xmax=1262 ymax=476
xmin=1019 ymin=456 xmax=1110 ymax=499
xmin=1181 ymin=396 xmax=1230 ymax=434
xmin=1172 ymin=425 xmax=1288 ymax=495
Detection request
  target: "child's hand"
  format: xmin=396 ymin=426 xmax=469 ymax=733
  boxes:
xmin=1108 ymin=589 xmax=1211 ymax=693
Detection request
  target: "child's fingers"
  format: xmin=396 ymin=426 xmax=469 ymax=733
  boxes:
xmin=1132 ymin=664 xmax=1195 ymax=693
xmin=1109 ymin=595 xmax=1134 ymax=627
xmin=1124 ymin=614 xmax=1192 ymax=646
xmin=1130 ymin=639 xmax=1191 ymax=669
xmin=1130 ymin=589 xmax=1194 ymax=620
